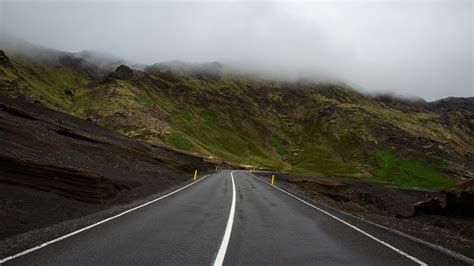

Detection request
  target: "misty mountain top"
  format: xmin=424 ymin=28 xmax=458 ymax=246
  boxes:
xmin=0 ymin=37 xmax=471 ymax=104
xmin=0 ymin=37 xmax=127 ymax=73
xmin=0 ymin=37 xmax=225 ymax=79
xmin=147 ymin=61 xmax=223 ymax=80
xmin=2 ymin=1 xmax=471 ymax=101
xmin=0 ymin=41 xmax=473 ymax=186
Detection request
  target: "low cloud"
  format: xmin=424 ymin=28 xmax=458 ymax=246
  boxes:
xmin=1 ymin=0 xmax=472 ymax=100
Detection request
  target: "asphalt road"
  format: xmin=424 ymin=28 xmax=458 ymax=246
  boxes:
xmin=3 ymin=170 xmax=470 ymax=265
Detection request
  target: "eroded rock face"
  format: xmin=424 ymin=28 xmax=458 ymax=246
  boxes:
xmin=0 ymin=50 xmax=15 ymax=70
xmin=461 ymin=190 xmax=474 ymax=217
xmin=445 ymin=190 xmax=474 ymax=217
xmin=414 ymin=198 xmax=445 ymax=215
xmin=0 ymin=155 xmax=118 ymax=204
xmin=414 ymin=189 xmax=474 ymax=218
xmin=110 ymin=64 xmax=134 ymax=80
xmin=445 ymin=191 xmax=461 ymax=215
xmin=459 ymin=191 xmax=474 ymax=217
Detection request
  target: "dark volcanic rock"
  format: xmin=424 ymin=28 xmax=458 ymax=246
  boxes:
xmin=430 ymin=97 xmax=474 ymax=114
xmin=110 ymin=64 xmax=134 ymax=80
xmin=445 ymin=191 xmax=462 ymax=215
xmin=414 ymin=198 xmax=445 ymax=215
xmin=0 ymin=50 xmax=15 ymax=71
xmin=411 ymin=187 xmax=474 ymax=218
xmin=459 ymin=191 xmax=474 ymax=217
xmin=0 ymin=155 xmax=117 ymax=204
xmin=445 ymin=190 xmax=474 ymax=217
xmin=0 ymin=50 xmax=10 ymax=65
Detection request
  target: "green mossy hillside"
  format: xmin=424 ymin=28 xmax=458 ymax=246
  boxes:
xmin=2 ymin=52 xmax=472 ymax=189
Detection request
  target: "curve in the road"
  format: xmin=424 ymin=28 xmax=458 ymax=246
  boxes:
xmin=213 ymin=171 xmax=236 ymax=266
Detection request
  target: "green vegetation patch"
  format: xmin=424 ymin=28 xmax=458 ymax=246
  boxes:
xmin=200 ymin=111 xmax=217 ymax=125
xmin=11 ymin=59 xmax=91 ymax=109
xmin=270 ymin=135 xmax=287 ymax=155
xmin=291 ymin=142 xmax=364 ymax=177
xmin=368 ymin=150 xmax=454 ymax=188
xmin=169 ymin=132 xmax=193 ymax=151
xmin=178 ymin=110 xmax=193 ymax=121
xmin=136 ymin=93 xmax=154 ymax=105
xmin=71 ymin=81 xmax=142 ymax=117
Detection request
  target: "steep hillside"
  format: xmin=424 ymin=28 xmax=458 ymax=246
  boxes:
xmin=0 ymin=95 xmax=235 ymax=240
xmin=1 ymin=48 xmax=473 ymax=188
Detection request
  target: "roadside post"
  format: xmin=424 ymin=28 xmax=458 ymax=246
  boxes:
xmin=271 ymin=174 xmax=275 ymax=185
xmin=194 ymin=169 xmax=198 ymax=181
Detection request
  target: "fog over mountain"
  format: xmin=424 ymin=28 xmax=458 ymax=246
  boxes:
xmin=0 ymin=0 xmax=472 ymax=100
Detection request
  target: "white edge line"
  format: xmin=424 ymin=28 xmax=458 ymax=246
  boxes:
xmin=0 ymin=174 xmax=211 ymax=264
xmin=248 ymin=172 xmax=427 ymax=266
xmin=249 ymin=173 xmax=474 ymax=265
xmin=213 ymin=171 xmax=236 ymax=266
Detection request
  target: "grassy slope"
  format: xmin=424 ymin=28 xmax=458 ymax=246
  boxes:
xmin=366 ymin=150 xmax=454 ymax=188
xmin=2 ymin=58 xmax=469 ymax=188
xmin=1 ymin=59 xmax=91 ymax=109
xmin=156 ymin=80 xmax=284 ymax=169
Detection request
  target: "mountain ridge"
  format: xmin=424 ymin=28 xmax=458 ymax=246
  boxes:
xmin=1 ymin=46 xmax=472 ymax=188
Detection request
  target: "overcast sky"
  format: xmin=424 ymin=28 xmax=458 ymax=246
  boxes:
xmin=1 ymin=0 xmax=472 ymax=100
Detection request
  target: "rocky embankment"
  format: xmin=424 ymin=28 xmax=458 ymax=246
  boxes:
xmin=254 ymin=172 xmax=474 ymax=258
xmin=0 ymin=96 xmax=237 ymax=240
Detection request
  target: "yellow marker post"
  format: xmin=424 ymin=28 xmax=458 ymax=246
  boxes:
xmin=194 ymin=169 xmax=198 ymax=181
xmin=271 ymin=174 xmax=275 ymax=185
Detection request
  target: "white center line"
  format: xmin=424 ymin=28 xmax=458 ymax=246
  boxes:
xmin=213 ymin=171 xmax=236 ymax=266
